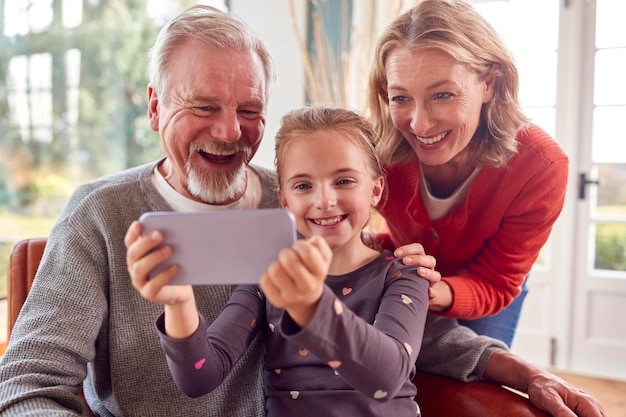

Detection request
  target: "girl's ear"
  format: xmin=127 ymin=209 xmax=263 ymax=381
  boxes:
xmin=371 ymin=177 xmax=384 ymax=207
xmin=277 ymin=189 xmax=288 ymax=209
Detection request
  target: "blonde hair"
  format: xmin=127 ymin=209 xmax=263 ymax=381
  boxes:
xmin=148 ymin=5 xmax=275 ymax=104
xmin=274 ymin=106 xmax=387 ymax=203
xmin=368 ymin=0 xmax=528 ymax=167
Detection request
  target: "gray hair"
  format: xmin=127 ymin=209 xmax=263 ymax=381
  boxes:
xmin=148 ymin=5 xmax=275 ymax=104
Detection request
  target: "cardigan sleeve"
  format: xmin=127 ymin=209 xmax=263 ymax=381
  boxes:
xmin=442 ymin=133 xmax=569 ymax=318
xmin=382 ymin=124 xmax=569 ymax=319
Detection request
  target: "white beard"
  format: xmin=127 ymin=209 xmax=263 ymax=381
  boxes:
xmin=185 ymin=140 xmax=253 ymax=204
xmin=186 ymin=161 xmax=248 ymax=204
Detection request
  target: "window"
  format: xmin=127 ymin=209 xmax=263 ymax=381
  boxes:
xmin=472 ymin=0 xmax=560 ymax=267
xmin=0 ymin=0 xmax=227 ymax=347
xmin=590 ymin=0 xmax=626 ymax=272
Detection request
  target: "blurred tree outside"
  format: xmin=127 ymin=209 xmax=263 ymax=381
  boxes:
xmin=0 ymin=0 xmax=203 ymax=300
xmin=594 ymin=164 xmax=626 ymax=272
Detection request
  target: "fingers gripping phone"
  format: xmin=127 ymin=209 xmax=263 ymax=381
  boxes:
xmin=139 ymin=208 xmax=297 ymax=285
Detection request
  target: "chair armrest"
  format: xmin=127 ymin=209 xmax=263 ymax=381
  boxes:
xmin=413 ymin=371 xmax=550 ymax=417
xmin=7 ymin=238 xmax=95 ymax=417
xmin=78 ymin=391 xmax=96 ymax=417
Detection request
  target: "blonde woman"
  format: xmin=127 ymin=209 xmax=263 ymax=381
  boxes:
xmin=368 ymin=0 xmax=568 ymax=346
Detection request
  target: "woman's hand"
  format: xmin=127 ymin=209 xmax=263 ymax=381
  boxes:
xmin=260 ymin=235 xmax=332 ymax=327
xmin=394 ymin=242 xmax=440 ymax=290
xmin=394 ymin=242 xmax=452 ymax=311
xmin=426 ymin=281 xmax=453 ymax=312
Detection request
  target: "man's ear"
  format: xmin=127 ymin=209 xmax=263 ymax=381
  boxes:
xmin=147 ymin=84 xmax=159 ymax=132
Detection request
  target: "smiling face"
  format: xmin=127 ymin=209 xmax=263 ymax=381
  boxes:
xmin=148 ymin=38 xmax=267 ymax=204
xmin=277 ymin=131 xmax=383 ymax=254
xmin=385 ymin=47 xmax=495 ymax=168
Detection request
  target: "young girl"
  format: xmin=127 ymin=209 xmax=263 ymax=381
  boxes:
xmin=128 ymin=106 xmax=429 ymax=416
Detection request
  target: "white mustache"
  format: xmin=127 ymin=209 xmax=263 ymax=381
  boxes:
xmin=190 ymin=141 xmax=251 ymax=155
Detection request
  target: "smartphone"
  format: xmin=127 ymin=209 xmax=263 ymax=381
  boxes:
xmin=138 ymin=208 xmax=297 ymax=285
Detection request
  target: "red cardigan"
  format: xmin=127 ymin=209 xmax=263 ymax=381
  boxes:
xmin=380 ymin=124 xmax=568 ymax=319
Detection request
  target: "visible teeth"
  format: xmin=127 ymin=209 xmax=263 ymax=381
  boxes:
xmin=313 ymin=216 xmax=343 ymax=226
xmin=415 ymin=131 xmax=447 ymax=145
xmin=199 ymin=149 xmax=234 ymax=156
xmin=191 ymin=141 xmax=242 ymax=156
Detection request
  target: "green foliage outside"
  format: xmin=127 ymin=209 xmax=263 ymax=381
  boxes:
xmin=594 ymin=193 xmax=626 ymax=271
xmin=0 ymin=244 xmax=11 ymax=300
xmin=1 ymin=1 xmax=625 ymax=302
xmin=0 ymin=0 xmax=201 ymax=301
xmin=0 ymin=212 xmax=57 ymax=298
xmin=595 ymin=222 xmax=626 ymax=271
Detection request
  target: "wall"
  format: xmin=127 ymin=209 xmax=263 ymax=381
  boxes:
xmin=230 ymin=0 xmax=308 ymax=170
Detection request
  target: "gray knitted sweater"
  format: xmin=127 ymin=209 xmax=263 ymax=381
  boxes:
xmin=0 ymin=160 xmax=507 ymax=416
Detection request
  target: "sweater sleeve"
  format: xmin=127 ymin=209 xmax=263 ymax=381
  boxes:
xmin=417 ymin=314 xmax=509 ymax=381
xmin=281 ymin=261 xmax=429 ymax=401
xmin=157 ymin=285 xmax=265 ymax=398
xmin=0 ymin=222 xmax=107 ymax=416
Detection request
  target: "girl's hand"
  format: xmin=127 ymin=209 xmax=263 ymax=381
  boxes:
xmin=260 ymin=235 xmax=332 ymax=327
xmin=125 ymin=220 xmax=194 ymax=306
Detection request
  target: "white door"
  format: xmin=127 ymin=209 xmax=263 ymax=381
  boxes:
xmin=473 ymin=0 xmax=626 ymax=381
xmin=570 ymin=0 xmax=626 ymax=381
xmin=472 ymin=0 xmax=564 ymax=368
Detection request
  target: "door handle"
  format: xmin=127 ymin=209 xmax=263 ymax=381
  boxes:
xmin=578 ymin=173 xmax=600 ymax=200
